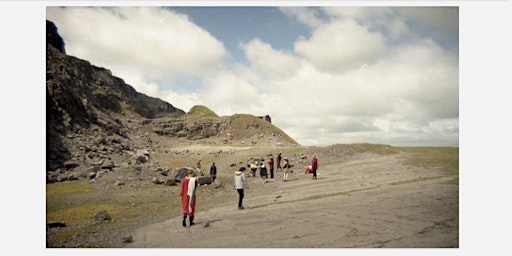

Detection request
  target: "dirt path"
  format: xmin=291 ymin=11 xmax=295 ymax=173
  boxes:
xmin=126 ymin=153 xmax=458 ymax=248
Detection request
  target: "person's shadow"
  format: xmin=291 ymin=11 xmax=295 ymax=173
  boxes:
xmin=200 ymin=219 xmax=222 ymax=228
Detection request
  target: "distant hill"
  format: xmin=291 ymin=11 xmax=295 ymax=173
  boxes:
xmin=46 ymin=20 xmax=298 ymax=174
xmin=185 ymin=105 xmax=219 ymax=119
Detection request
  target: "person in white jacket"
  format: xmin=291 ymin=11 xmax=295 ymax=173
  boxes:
xmin=233 ymin=167 xmax=248 ymax=210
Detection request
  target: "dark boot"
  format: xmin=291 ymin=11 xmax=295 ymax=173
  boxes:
xmin=189 ymin=216 xmax=195 ymax=226
xmin=182 ymin=213 xmax=187 ymax=227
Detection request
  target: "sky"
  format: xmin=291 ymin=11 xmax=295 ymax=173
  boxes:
xmin=45 ymin=6 xmax=460 ymax=147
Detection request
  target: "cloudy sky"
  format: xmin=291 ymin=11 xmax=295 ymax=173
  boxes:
xmin=46 ymin=6 xmax=459 ymax=147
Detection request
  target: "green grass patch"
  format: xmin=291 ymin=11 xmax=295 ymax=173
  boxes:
xmin=399 ymin=147 xmax=458 ymax=175
xmin=344 ymin=143 xmax=401 ymax=156
xmin=398 ymin=147 xmax=459 ymax=185
xmin=46 ymin=180 xmax=92 ymax=196
xmin=46 ymin=203 xmax=120 ymax=226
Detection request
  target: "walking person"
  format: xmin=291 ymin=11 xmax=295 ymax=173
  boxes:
xmin=276 ymin=152 xmax=282 ymax=172
xmin=268 ymin=157 xmax=274 ymax=179
xmin=210 ymin=162 xmax=217 ymax=183
xmin=233 ymin=167 xmax=248 ymax=210
xmin=283 ymin=157 xmax=292 ymax=181
xmin=311 ymin=155 xmax=318 ymax=180
xmin=180 ymin=169 xmax=198 ymax=227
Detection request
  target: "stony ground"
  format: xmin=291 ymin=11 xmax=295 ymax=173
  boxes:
xmin=46 ymin=143 xmax=458 ymax=248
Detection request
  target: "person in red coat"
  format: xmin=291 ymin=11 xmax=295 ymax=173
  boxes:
xmin=180 ymin=169 xmax=198 ymax=227
xmin=311 ymin=155 xmax=318 ymax=180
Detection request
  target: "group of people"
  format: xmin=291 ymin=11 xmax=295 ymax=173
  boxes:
xmin=179 ymin=153 xmax=319 ymax=227
xmin=245 ymin=152 xmax=300 ymax=182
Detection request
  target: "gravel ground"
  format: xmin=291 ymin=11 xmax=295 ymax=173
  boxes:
xmin=46 ymin=143 xmax=458 ymax=249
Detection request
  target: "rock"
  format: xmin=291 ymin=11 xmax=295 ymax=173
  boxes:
xmin=123 ymin=235 xmax=133 ymax=243
xmin=101 ymin=160 xmax=115 ymax=169
xmin=197 ymin=176 xmax=213 ymax=185
xmin=67 ymin=172 xmax=80 ymax=181
xmin=94 ymin=210 xmax=112 ymax=224
xmin=115 ymin=181 xmax=125 ymax=186
xmin=135 ymin=154 xmax=149 ymax=164
xmin=175 ymin=167 xmax=195 ymax=181
xmin=87 ymin=172 xmax=96 ymax=179
xmin=47 ymin=221 xmax=66 ymax=228
xmin=63 ymin=160 xmax=80 ymax=169
xmin=165 ymin=179 xmax=176 ymax=186
xmin=212 ymin=181 xmax=222 ymax=189
xmin=152 ymin=177 xmax=164 ymax=185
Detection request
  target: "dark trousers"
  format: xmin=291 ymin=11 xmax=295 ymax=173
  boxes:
xmin=270 ymin=169 xmax=274 ymax=178
xmin=313 ymin=169 xmax=317 ymax=178
xmin=237 ymin=189 xmax=244 ymax=207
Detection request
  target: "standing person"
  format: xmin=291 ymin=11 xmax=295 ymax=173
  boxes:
xmin=311 ymin=155 xmax=318 ymax=180
xmin=268 ymin=157 xmax=274 ymax=179
xmin=283 ymin=157 xmax=292 ymax=181
xmin=196 ymin=158 xmax=203 ymax=175
xmin=250 ymin=162 xmax=258 ymax=177
xmin=233 ymin=167 xmax=248 ymax=210
xmin=210 ymin=162 xmax=217 ymax=183
xmin=276 ymin=152 xmax=282 ymax=171
xmin=180 ymin=169 xmax=198 ymax=227
xmin=259 ymin=163 xmax=268 ymax=184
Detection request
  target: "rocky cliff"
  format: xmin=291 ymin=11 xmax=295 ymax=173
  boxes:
xmin=46 ymin=20 xmax=298 ymax=182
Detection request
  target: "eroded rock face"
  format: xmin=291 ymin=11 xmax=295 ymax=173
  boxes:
xmin=45 ymin=20 xmax=298 ymax=183
xmin=46 ymin=20 xmax=185 ymax=172
xmin=152 ymin=119 xmax=230 ymax=139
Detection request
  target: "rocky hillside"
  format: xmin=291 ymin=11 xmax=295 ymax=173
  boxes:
xmin=46 ymin=20 xmax=298 ymax=183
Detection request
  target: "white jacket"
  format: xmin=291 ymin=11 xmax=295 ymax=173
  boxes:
xmin=233 ymin=171 xmax=248 ymax=189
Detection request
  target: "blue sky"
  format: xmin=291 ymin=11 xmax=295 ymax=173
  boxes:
xmin=170 ymin=7 xmax=312 ymax=64
xmin=46 ymin=6 xmax=460 ymax=147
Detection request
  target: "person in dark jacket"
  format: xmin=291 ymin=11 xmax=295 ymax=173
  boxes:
xmin=210 ymin=162 xmax=217 ymax=182
xmin=259 ymin=163 xmax=268 ymax=184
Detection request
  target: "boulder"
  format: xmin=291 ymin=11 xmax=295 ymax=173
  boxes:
xmin=165 ymin=179 xmax=176 ymax=186
xmin=63 ymin=160 xmax=80 ymax=169
xmin=93 ymin=210 xmax=111 ymax=224
xmin=152 ymin=177 xmax=165 ymax=185
xmin=123 ymin=235 xmax=133 ymax=243
xmin=197 ymin=176 xmax=213 ymax=185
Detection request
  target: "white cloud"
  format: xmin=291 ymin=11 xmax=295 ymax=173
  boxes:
xmin=46 ymin=6 xmax=459 ymax=147
xmin=201 ymin=71 xmax=263 ymax=116
xmin=279 ymin=7 xmax=323 ymax=28
xmin=46 ymin=6 xmax=227 ymax=92
xmin=294 ymin=19 xmax=387 ymax=73
xmin=242 ymin=39 xmax=301 ymax=80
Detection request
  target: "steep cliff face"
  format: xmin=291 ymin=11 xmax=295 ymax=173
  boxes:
xmin=46 ymin=20 xmax=298 ymax=176
xmin=46 ymin=20 xmax=186 ymax=170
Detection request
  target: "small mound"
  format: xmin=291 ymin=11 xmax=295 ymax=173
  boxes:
xmin=186 ymin=105 xmax=219 ymax=118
